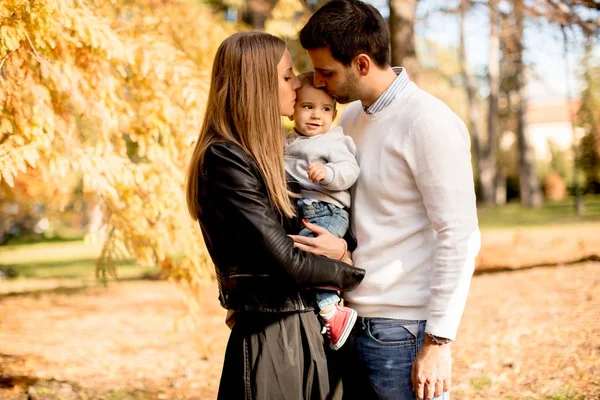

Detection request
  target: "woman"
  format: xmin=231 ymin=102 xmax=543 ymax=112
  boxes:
xmin=185 ymin=31 xmax=365 ymax=399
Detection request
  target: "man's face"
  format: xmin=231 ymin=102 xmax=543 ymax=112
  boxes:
xmin=306 ymin=47 xmax=361 ymax=104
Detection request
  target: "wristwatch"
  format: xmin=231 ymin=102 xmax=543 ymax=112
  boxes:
xmin=426 ymin=333 xmax=452 ymax=345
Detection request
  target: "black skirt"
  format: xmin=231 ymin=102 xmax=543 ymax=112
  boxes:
xmin=217 ymin=311 xmax=330 ymax=400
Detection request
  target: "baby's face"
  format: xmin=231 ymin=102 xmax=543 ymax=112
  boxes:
xmin=293 ymin=85 xmax=336 ymax=137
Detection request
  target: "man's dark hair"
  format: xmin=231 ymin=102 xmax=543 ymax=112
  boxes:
xmin=300 ymin=0 xmax=391 ymax=68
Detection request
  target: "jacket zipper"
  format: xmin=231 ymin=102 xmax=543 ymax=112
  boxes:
xmin=297 ymin=292 xmax=306 ymax=311
xmin=228 ymin=273 xmax=270 ymax=278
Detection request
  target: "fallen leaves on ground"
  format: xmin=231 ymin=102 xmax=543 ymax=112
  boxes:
xmin=0 ymin=263 xmax=598 ymax=399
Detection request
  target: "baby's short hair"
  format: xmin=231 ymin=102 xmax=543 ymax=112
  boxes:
xmin=296 ymin=71 xmax=337 ymax=108
xmin=297 ymin=71 xmax=317 ymax=90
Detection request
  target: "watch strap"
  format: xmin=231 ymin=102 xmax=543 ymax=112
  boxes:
xmin=426 ymin=333 xmax=452 ymax=345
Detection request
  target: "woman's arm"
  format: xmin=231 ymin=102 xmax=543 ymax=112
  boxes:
xmin=203 ymin=143 xmax=364 ymax=291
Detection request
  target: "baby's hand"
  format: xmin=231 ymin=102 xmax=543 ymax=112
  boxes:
xmin=307 ymin=163 xmax=327 ymax=184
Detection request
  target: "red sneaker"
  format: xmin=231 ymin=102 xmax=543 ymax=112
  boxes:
xmin=324 ymin=304 xmax=357 ymax=350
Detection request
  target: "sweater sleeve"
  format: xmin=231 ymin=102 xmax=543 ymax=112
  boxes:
xmin=320 ymin=134 xmax=360 ymax=191
xmin=403 ymin=109 xmax=481 ymax=340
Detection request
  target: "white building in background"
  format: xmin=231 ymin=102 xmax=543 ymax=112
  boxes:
xmin=527 ymin=99 xmax=585 ymax=161
xmin=500 ymin=99 xmax=585 ymax=160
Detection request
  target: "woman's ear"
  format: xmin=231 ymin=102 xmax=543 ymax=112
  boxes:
xmin=354 ymin=54 xmax=371 ymax=77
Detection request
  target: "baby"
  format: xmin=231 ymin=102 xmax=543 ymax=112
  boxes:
xmin=285 ymin=71 xmax=360 ymax=350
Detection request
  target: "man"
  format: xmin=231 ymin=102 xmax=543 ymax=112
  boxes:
xmin=293 ymin=1 xmax=481 ymax=399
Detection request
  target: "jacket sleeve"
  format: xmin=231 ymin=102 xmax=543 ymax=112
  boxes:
xmin=203 ymin=142 xmax=365 ymax=291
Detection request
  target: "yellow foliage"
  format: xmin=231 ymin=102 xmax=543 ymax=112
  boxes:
xmin=0 ymin=0 xmax=233 ymax=305
xmin=265 ymin=0 xmax=308 ymax=38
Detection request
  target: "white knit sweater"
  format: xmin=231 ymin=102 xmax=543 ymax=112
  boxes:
xmin=339 ymin=81 xmax=481 ymax=340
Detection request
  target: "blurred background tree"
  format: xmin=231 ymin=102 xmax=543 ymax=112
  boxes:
xmin=0 ymin=0 xmax=235 ymax=311
xmin=576 ymin=35 xmax=600 ymax=194
xmin=389 ymin=0 xmax=420 ymax=82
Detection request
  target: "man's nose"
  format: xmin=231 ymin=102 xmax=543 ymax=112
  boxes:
xmin=313 ymin=74 xmax=325 ymax=88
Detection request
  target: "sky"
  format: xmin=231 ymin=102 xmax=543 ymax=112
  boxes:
xmin=366 ymin=0 xmax=600 ymax=102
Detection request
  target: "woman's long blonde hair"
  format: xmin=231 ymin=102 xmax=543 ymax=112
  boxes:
xmin=186 ymin=31 xmax=295 ymax=220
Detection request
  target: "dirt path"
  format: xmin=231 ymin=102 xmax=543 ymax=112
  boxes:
xmin=477 ymin=223 xmax=600 ymax=270
xmin=0 ymin=280 xmax=229 ymax=399
xmin=1 ymin=263 xmax=599 ymax=399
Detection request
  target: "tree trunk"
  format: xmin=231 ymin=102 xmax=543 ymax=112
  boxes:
xmin=85 ymin=193 xmax=107 ymax=244
xmin=495 ymin=167 xmax=507 ymax=206
xmin=389 ymin=0 xmax=419 ymax=82
xmin=563 ymin=26 xmax=585 ymax=214
xmin=514 ymin=0 xmax=542 ymax=208
xmin=483 ymin=0 xmax=500 ymax=205
xmin=458 ymin=0 xmax=484 ymax=202
xmin=459 ymin=0 xmax=499 ymax=205
xmin=242 ymin=0 xmax=278 ymax=29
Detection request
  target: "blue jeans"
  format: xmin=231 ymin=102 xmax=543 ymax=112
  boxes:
xmin=298 ymin=201 xmax=349 ymax=311
xmin=348 ymin=318 xmax=449 ymax=400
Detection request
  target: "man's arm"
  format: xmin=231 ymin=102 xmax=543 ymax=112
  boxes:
xmin=404 ymin=109 xmax=480 ymax=340
xmin=404 ymin=106 xmax=481 ymax=399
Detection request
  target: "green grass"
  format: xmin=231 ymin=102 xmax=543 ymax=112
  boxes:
xmin=2 ymin=196 xmax=600 ymax=282
xmin=0 ymin=240 xmax=160 ymax=281
xmin=543 ymin=387 xmax=585 ymax=400
xmin=470 ymin=375 xmax=492 ymax=390
xmin=478 ymin=196 xmax=600 ymax=229
xmin=2 ymin=258 xmax=158 ymax=280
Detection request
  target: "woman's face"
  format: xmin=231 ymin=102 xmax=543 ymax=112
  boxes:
xmin=277 ymin=50 xmax=300 ymax=118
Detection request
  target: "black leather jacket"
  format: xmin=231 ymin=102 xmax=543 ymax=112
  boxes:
xmin=196 ymin=141 xmax=365 ymax=313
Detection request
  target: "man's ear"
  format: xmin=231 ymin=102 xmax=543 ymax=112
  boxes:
xmin=354 ymin=54 xmax=371 ymax=77
xmin=288 ymin=115 xmax=294 ymax=121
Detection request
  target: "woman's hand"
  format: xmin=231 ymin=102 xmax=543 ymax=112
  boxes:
xmin=289 ymin=219 xmax=347 ymax=260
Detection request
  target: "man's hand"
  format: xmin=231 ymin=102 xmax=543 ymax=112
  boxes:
xmin=411 ymin=335 xmax=452 ymax=400
xmin=307 ymin=162 xmax=327 ymax=184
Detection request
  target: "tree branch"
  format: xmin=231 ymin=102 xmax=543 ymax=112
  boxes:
xmin=0 ymin=51 xmax=14 ymax=78
xmin=24 ymin=31 xmax=43 ymax=63
xmin=544 ymin=0 xmax=600 ymax=34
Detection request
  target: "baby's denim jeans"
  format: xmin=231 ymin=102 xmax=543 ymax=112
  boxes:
xmin=298 ymin=201 xmax=349 ymax=310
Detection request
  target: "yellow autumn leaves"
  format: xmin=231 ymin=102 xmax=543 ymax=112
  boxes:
xmin=1 ymin=0 xmax=231 ymax=305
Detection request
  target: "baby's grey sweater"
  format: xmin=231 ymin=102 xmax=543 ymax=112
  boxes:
xmin=284 ymin=126 xmax=360 ymax=209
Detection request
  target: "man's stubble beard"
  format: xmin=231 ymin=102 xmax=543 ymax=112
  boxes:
xmin=331 ymin=69 xmax=362 ymax=104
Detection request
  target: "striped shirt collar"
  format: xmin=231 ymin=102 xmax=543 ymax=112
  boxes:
xmin=363 ymin=67 xmax=409 ymax=114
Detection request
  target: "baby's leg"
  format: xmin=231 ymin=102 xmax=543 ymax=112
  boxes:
xmin=315 ymin=290 xmax=341 ymax=315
